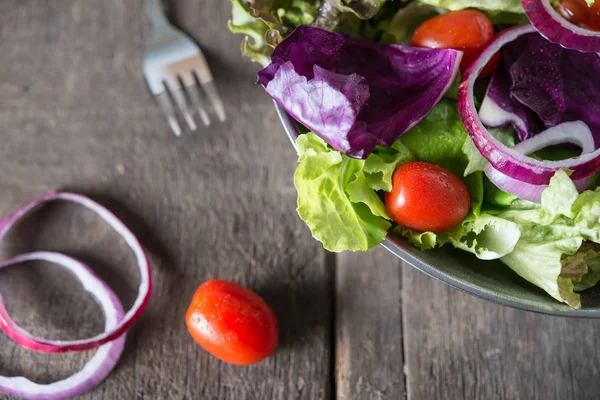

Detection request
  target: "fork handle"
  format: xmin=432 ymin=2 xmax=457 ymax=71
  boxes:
xmin=145 ymin=0 xmax=169 ymax=29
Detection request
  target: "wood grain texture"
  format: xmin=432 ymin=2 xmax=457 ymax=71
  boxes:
xmin=336 ymin=248 xmax=405 ymax=400
xmin=402 ymin=264 xmax=600 ymax=400
xmin=0 ymin=0 xmax=332 ymax=399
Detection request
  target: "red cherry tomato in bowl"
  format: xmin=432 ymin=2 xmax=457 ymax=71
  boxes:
xmin=411 ymin=10 xmax=499 ymax=78
xmin=384 ymin=162 xmax=470 ymax=233
xmin=555 ymin=0 xmax=600 ymax=31
xmin=186 ymin=280 xmax=279 ymax=365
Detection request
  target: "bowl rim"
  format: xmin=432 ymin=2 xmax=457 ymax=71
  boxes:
xmin=274 ymin=100 xmax=600 ymax=318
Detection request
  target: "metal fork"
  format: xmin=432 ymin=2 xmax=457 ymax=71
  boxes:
xmin=143 ymin=0 xmax=226 ymax=136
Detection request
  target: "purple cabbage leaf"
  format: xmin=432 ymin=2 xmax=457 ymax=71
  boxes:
xmin=257 ymin=25 xmax=462 ymax=159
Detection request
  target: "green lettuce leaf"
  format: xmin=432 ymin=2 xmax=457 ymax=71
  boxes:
xmin=402 ymin=212 xmax=521 ymax=259
xmin=229 ymin=0 xmax=273 ymax=65
xmin=295 ymin=133 xmax=411 ymax=252
xmin=561 ymin=243 xmax=600 ymax=292
xmin=315 ymin=0 xmax=389 ymax=23
xmin=399 ymin=99 xmax=471 ymax=176
xmin=229 ymin=0 xmax=320 ymax=65
xmin=386 ymin=2 xmax=445 ymax=44
xmin=496 ymin=170 xmax=600 ymax=308
xmin=414 ymin=0 xmax=524 ymax=14
xmin=501 ymin=236 xmax=584 ymax=308
xmin=363 ymin=144 xmax=413 ymax=192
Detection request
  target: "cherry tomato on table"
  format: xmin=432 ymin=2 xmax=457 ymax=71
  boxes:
xmin=556 ymin=0 xmax=600 ymax=31
xmin=384 ymin=162 xmax=471 ymax=233
xmin=186 ymin=280 xmax=279 ymax=365
xmin=411 ymin=10 xmax=499 ymax=78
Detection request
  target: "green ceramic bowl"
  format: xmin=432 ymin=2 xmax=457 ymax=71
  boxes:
xmin=275 ymin=102 xmax=600 ymax=317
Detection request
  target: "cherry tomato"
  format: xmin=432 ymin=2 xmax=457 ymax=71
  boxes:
xmin=186 ymin=280 xmax=279 ymax=365
xmin=556 ymin=0 xmax=600 ymax=31
xmin=384 ymin=162 xmax=470 ymax=233
xmin=411 ymin=10 xmax=499 ymax=78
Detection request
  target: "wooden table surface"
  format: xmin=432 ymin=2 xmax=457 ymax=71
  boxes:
xmin=1 ymin=1 xmax=600 ymax=399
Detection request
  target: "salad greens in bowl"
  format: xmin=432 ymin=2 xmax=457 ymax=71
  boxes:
xmin=230 ymin=0 xmax=600 ymax=314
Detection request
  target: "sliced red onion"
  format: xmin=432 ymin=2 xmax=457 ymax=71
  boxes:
xmin=0 ymin=191 xmax=151 ymax=353
xmin=458 ymin=24 xmax=600 ymax=186
xmin=485 ymin=164 xmax=591 ymax=203
xmin=522 ymin=0 xmax=600 ymax=53
xmin=0 ymin=251 xmax=125 ymax=400
xmin=511 ymin=121 xmax=595 ymax=155
xmin=484 ymin=121 xmax=594 ymax=202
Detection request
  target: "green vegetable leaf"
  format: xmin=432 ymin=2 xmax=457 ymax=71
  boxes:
xmin=399 ymin=99 xmax=470 ymax=176
xmin=316 ymin=0 xmax=389 ymax=22
xmin=346 ymin=170 xmax=390 ymax=219
xmin=295 ymin=133 xmax=392 ymax=252
xmin=414 ymin=0 xmax=524 ymax=14
xmin=229 ymin=0 xmax=320 ymax=65
xmin=463 ymin=138 xmax=487 ymax=176
xmin=400 ymin=212 xmax=521 ymax=259
xmin=229 ymin=0 xmax=273 ymax=65
xmin=561 ymin=242 xmax=600 ymax=292
xmin=495 ymin=171 xmax=600 ymax=308
xmin=363 ymin=144 xmax=413 ymax=192
xmin=501 ymin=236 xmax=584 ymax=308
xmin=483 ymin=176 xmax=518 ymax=209
xmin=386 ymin=2 xmax=445 ymax=44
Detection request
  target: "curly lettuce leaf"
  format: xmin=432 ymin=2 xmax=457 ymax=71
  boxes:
xmin=314 ymin=0 xmax=390 ymax=25
xmin=561 ymin=243 xmax=600 ymax=292
xmin=295 ymin=133 xmax=412 ymax=252
xmin=229 ymin=0 xmax=273 ymax=65
xmin=363 ymin=144 xmax=412 ymax=192
xmin=501 ymin=236 xmax=584 ymax=308
xmin=402 ymin=212 xmax=521 ymax=259
xmin=229 ymin=0 xmax=320 ymax=65
xmin=497 ymin=170 xmax=600 ymax=308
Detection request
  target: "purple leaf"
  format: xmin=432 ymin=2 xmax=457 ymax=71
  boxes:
xmin=258 ymin=26 xmax=462 ymax=159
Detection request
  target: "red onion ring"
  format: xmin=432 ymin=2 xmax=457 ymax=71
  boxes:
xmin=0 ymin=191 xmax=151 ymax=353
xmin=458 ymin=24 xmax=600 ymax=186
xmin=485 ymin=164 xmax=591 ymax=203
xmin=0 ymin=252 xmax=125 ymax=400
xmin=484 ymin=121 xmax=594 ymax=202
xmin=522 ymin=0 xmax=600 ymax=53
xmin=511 ymin=121 xmax=595 ymax=155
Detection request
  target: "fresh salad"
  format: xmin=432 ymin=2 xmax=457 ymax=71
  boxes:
xmin=229 ymin=0 xmax=600 ymax=309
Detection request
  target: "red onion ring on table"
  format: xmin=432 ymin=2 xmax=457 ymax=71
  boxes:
xmin=0 ymin=252 xmax=125 ymax=400
xmin=0 ymin=191 xmax=151 ymax=352
xmin=522 ymin=0 xmax=600 ymax=53
xmin=458 ymin=24 xmax=600 ymax=196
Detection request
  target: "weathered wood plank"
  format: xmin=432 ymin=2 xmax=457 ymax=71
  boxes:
xmin=0 ymin=0 xmax=333 ymax=399
xmin=336 ymin=247 xmax=405 ymax=400
xmin=402 ymin=263 xmax=600 ymax=400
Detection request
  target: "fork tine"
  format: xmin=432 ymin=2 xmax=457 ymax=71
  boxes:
xmin=187 ymin=84 xmax=211 ymax=127
xmin=155 ymin=91 xmax=182 ymax=136
xmin=194 ymin=71 xmax=226 ymax=122
xmin=164 ymin=80 xmax=197 ymax=131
